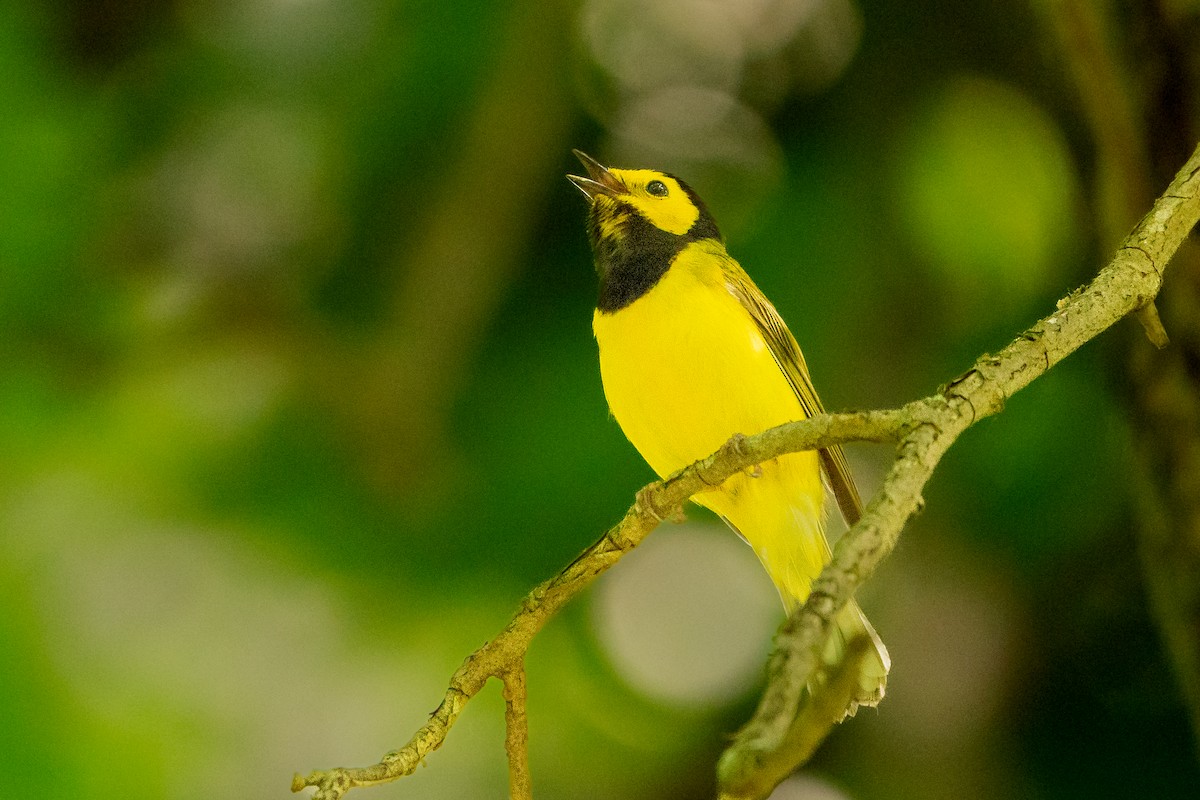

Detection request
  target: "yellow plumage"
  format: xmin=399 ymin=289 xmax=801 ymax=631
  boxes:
xmin=570 ymin=152 xmax=889 ymax=716
xmin=592 ymin=240 xmax=828 ymax=601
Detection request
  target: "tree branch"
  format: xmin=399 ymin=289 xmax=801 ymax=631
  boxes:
xmin=293 ymin=141 xmax=1200 ymax=800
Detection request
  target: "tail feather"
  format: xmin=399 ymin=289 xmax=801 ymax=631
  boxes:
xmin=812 ymin=599 xmax=890 ymax=719
xmin=705 ymin=474 xmax=890 ymax=720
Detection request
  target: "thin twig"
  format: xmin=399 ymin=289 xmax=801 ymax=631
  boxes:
xmin=293 ymin=142 xmax=1200 ymax=800
xmin=502 ymin=663 xmax=532 ymax=800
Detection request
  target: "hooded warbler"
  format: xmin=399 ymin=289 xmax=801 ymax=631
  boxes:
xmin=568 ymin=150 xmax=889 ymax=715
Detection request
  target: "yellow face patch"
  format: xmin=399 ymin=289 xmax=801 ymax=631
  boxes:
xmin=606 ymin=169 xmax=700 ymax=235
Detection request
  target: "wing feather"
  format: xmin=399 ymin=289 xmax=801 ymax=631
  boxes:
xmin=720 ymin=256 xmax=864 ymax=525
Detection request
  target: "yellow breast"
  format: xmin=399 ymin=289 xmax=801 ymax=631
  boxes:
xmin=593 ymin=240 xmax=805 ymax=477
xmin=593 ymin=239 xmax=828 ymax=605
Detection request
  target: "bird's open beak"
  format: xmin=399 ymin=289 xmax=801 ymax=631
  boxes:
xmin=567 ymin=149 xmax=626 ymax=200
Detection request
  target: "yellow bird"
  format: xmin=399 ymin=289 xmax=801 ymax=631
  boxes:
xmin=568 ymin=150 xmax=889 ymax=715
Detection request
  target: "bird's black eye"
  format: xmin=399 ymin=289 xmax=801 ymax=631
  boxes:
xmin=646 ymin=180 xmax=668 ymax=197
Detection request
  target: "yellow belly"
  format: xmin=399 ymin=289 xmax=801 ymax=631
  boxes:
xmin=592 ymin=241 xmax=829 ymax=604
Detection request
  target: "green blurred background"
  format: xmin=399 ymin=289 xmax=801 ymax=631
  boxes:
xmin=3 ymin=0 xmax=1199 ymax=798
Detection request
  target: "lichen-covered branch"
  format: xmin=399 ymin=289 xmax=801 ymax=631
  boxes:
xmin=293 ymin=142 xmax=1200 ymax=800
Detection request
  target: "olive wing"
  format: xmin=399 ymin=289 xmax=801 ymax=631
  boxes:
xmin=720 ymin=256 xmax=865 ymax=525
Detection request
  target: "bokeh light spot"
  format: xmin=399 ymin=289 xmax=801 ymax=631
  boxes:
xmin=581 ymin=0 xmax=745 ymax=96
xmin=606 ymin=85 xmax=783 ymax=233
xmin=593 ymin=523 xmax=781 ymax=706
xmin=769 ymin=774 xmax=855 ymax=800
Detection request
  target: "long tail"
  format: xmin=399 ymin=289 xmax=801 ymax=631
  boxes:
xmin=712 ymin=493 xmax=890 ymax=718
xmin=703 ymin=464 xmax=890 ymax=719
